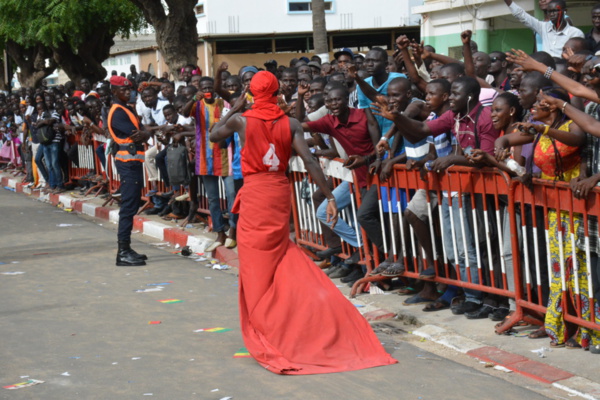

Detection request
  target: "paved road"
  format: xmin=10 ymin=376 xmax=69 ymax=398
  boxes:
xmin=0 ymin=188 xmax=562 ymax=399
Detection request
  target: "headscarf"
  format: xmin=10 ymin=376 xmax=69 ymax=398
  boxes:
xmin=243 ymin=71 xmax=284 ymax=121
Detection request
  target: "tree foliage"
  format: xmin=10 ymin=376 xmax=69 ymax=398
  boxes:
xmin=0 ymin=0 xmax=146 ymax=87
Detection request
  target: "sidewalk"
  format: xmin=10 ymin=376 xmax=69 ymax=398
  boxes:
xmin=3 ymin=172 xmax=600 ymax=400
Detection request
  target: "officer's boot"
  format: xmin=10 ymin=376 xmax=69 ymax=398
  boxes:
xmin=116 ymin=241 xmax=146 ymax=266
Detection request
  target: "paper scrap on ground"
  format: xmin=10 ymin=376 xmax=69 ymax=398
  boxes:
xmin=493 ymin=365 xmax=512 ymax=373
xmin=61 ymin=372 xmax=70 ymax=376
xmin=1 ymin=271 xmax=25 ymax=275
xmin=134 ymin=287 xmax=164 ymax=293
xmin=212 ymin=264 xmax=230 ymax=270
xmin=531 ymin=347 xmax=550 ymax=358
xmin=158 ymin=299 xmax=183 ymax=303
xmin=132 ymin=357 xmax=141 ymax=360
xmin=220 ymin=397 xmax=233 ymax=400
xmin=353 ymin=304 xmax=365 ymax=308
xmin=56 ymin=224 xmax=82 ymax=227
xmin=3 ymin=379 xmax=44 ymax=389
xmin=147 ymin=282 xmax=172 ymax=286
xmin=233 ymin=347 xmax=251 ymax=358
xmin=149 ymin=321 xmax=161 ymax=325
xmin=194 ymin=327 xmax=232 ymax=333
xmin=211 ymin=389 xmax=219 ymax=392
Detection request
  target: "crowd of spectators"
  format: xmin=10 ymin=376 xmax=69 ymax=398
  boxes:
xmin=1 ymin=0 xmax=599 ymax=353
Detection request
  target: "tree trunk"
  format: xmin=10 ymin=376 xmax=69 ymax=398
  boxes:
xmin=312 ymin=0 xmax=329 ymax=62
xmin=129 ymin=0 xmax=198 ymax=77
xmin=5 ymin=41 xmax=57 ymax=88
xmin=52 ymin=28 xmax=113 ymax=85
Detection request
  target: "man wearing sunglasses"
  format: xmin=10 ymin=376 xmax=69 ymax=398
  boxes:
xmin=504 ymin=0 xmax=583 ymax=58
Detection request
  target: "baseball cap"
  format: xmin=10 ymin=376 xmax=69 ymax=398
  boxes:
xmin=307 ymin=61 xmax=321 ymax=70
xmin=333 ymin=48 xmax=354 ymax=60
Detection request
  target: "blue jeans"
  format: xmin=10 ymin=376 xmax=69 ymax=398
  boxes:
xmin=316 ymin=181 xmax=360 ymax=248
xmin=223 ymin=176 xmax=237 ymax=228
xmin=441 ymin=195 xmax=483 ymax=303
xmin=202 ymin=175 xmax=225 ymax=232
xmin=35 ymin=144 xmax=49 ymax=183
xmin=42 ymin=142 xmax=63 ymax=188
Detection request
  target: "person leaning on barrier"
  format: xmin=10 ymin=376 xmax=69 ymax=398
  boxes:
xmin=372 ymin=76 xmax=500 ymax=316
xmin=107 ymin=75 xmax=151 ymax=267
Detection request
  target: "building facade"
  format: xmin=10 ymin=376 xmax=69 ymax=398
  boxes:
xmin=412 ymin=0 xmax=594 ymax=57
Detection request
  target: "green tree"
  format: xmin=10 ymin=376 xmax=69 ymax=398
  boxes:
xmin=0 ymin=0 xmax=145 ymax=87
xmin=127 ymin=0 xmax=199 ymax=78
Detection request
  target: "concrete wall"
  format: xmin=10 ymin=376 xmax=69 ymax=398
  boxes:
xmin=197 ymin=0 xmax=420 ymax=35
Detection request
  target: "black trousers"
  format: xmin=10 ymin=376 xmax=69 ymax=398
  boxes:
xmin=116 ymin=160 xmax=144 ymax=242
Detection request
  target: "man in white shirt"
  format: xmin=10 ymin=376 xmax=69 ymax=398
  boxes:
xmin=504 ymin=0 xmax=583 ymax=58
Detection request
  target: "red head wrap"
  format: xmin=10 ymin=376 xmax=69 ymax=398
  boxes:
xmin=243 ymin=71 xmax=284 ymax=121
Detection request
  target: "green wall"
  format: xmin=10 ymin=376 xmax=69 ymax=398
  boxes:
xmin=423 ymin=24 xmax=593 ymax=56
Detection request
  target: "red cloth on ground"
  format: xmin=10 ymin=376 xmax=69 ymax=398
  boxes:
xmin=233 ymin=90 xmax=397 ymax=373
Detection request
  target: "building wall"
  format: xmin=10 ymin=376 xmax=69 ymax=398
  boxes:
xmin=197 ymin=0 xmax=421 ymax=35
xmin=415 ymin=0 xmax=595 ymax=55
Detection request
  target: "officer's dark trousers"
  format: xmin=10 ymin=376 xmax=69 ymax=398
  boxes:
xmin=116 ymin=160 xmax=144 ymax=242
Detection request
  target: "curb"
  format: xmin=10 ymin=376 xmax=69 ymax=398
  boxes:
xmin=412 ymin=324 xmax=600 ymax=399
xmin=3 ymin=174 xmax=598 ymax=399
xmin=1 ymin=175 xmax=240 ymax=268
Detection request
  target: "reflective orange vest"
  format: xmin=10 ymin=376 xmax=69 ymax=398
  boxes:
xmin=107 ymin=104 xmax=145 ymax=162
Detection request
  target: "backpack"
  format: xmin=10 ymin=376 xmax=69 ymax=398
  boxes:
xmin=36 ymin=124 xmax=56 ymax=145
xmin=167 ymin=144 xmax=190 ymax=186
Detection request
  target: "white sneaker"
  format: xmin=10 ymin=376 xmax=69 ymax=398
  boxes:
xmin=175 ymin=192 xmax=190 ymax=201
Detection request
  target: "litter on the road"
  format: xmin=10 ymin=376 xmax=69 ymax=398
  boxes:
xmin=3 ymin=379 xmax=44 ymax=389
xmin=493 ymin=365 xmax=512 ymax=373
xmin=211 ymin=389 xmax=219 ymax=392
xmin=353 ymin=304 xmax=365 ymax=308
xmin=11 ymin=261 xmax=19 ymax=263
xmin=3 ymin=186 xmax=15 ymax=192
xmin=194 ymin=327 xmax=232 ymax=333
xmin=143 ymin=393 xmax=153 ymax=396
xmin=212 ymin=264 xmax=230 ymax=270
xmin=132 ymin=357 xmax=141 ymax=360
xmin=134 ymin=287 xmax=164 ymax=293
xmin=112 ymin=362 xmax=118 ymax=365
xmin=531 ymin=347 xmax=550 ymax=358
xmin=158 ymin=299 xmax=183 ymax=303
xmin=204 ymin=277 xmax=212 ymax=279
xmin=61 ymin=372 xmax=70 ymax=376
xmin=181 ymin=246 xmax=192 ymax=256
xmin=220 ymin=397 xmax=233 ymax=400
xmin=69 ymin=357 xmax=80 ymax=359
xmin=149 ymin=321 xmax=161 ymax=325
xmin=56 ymin=223 xmax=82 ymax=227
xmin=233 ymin=347 xmax=251 ymax=358
xmin=147 ymin=282 xmax=172 ymax=286
xmin=1 ymin=271 xmax=25 ymax=275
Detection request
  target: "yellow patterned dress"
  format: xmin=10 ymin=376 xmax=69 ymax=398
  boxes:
xmin=534 ymin=120 xmax=598 ymax=348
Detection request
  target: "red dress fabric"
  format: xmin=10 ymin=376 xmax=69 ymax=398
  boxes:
xmin=232 ymin=72 xmax=397 ymax=374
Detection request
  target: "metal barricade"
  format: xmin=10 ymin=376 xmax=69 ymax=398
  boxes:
xmin=66 ymin=131 xmax=97 ymax=185
xmin=289 ymin=155 xmax=371 ymax=265
xmin=504 ymin=178 xmax=600 ymax=335
xmin=350 ymin=165 xmax=515 ymax=300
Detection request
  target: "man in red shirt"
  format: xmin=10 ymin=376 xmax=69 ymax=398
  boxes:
xmin=303 ymin=84 xmax=380 ymax=277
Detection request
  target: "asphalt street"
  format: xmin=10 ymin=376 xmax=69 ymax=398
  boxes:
xmin=0 ymin=188 xmax=564 ymax=399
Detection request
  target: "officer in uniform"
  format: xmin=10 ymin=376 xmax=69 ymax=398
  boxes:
xmin=107 ymin=76 xmax=149 ymax=266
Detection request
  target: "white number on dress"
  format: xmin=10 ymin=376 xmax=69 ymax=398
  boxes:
xmin=262 ymin=143 xmax=280 ymax=171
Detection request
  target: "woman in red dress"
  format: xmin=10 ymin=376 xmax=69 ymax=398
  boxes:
xmin=210 ymin=71 xmax=397 ymax=374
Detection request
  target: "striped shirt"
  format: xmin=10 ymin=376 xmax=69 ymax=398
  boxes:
xmin=191 ymin=99 xmax=229 ymax=176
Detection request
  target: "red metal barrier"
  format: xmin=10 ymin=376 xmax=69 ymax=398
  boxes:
xmin=505 ymin=178 xmax=600 ymax=335
xmin=289 ymin=155 xmax=372 ymax=266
